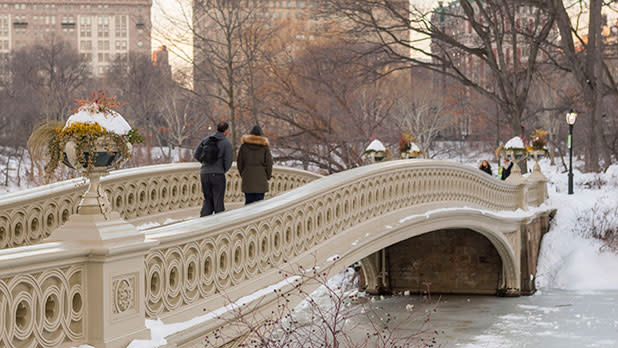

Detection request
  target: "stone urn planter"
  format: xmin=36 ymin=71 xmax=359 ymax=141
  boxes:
xmin=399 ymin=142 xmax=421 ymax=159
xmin=28 ymin=92 xmax=143 ymax=217
xmin=500 ymin=136 xmax=529 ymax=184
xmin=528 ymin=149 xmax=547 ymax=174
xmin=365 ymin=138 xmax=387 ymax=163
xmin=62 ymin=136 xmax=132 ymax=171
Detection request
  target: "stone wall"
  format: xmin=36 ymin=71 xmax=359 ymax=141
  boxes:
xmin=519 ymin=211 xmax=555 ymax=295
xmin=386 ymin=229 xmax=502 ymax=295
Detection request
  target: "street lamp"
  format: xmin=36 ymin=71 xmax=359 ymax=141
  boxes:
xmin=566 ymin=109 xmax=578 ymax=194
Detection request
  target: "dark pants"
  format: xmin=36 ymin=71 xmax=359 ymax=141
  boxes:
xmin=244 ymin=193 xmax=265 ymax=205
xmin=200 ymin=173 xmax=226 ymax=217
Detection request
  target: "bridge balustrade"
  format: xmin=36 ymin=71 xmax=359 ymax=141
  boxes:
xmin=0 ymin=163 xmax=320 ymax=249
xmin=0 ymin=160 xmax=548 ymax=348
xmin=143 ymin=161 xmax=523 ymax=318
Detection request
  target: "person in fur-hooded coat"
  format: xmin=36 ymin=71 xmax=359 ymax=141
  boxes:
xmin=237 ymin=125 xmax=273 ymax=205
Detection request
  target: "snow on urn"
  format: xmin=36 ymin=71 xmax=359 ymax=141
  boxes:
xmin=497 ymin=136 xmax=528 ymax=184
xmin=28 ymin=92 xmax=143 ymax=217
xmin=61 ymin=96 xmax=142 ymax=172
xmin=364 ymin=138 xmax=387 ymax=163
xmin=501 ymin=136 xmax=528 ymax=161
xmin=28 ymin=92 xmax=143 ymax=177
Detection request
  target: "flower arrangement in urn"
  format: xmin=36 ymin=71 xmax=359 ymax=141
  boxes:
xmin=364 ymin=136 xmax=389 ymax=162
xmin=398 ymin=132 xmax=422 ymax=159
xmin=28 ymin=91 xmax=143 ymax=176
xmin=528 ymin=129 xmax=549 ymax=152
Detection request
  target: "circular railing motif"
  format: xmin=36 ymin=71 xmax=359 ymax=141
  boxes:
xmin=0 ymin=265 xmax=85 ymax=347
xmin=0 ymin=164 xmax=321 ymax=249
xmin=144 ymin=161 xmax=523 ymax=317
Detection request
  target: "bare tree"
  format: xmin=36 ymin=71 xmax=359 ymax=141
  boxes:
xmin=321 ymin=0 xmax=557 ymax=141
xmin=261 ymin=38 xmax=396 ymax=173
xmin=104 ymin=52 xmax=165 ymax=159
xmin=16 ymin=36 xmax=92 ymax=122
xmin=0 ymin=37 xmax=92 ymax=149
xmin=155 ymin=0 xmax=275 ymax=152
xmin=154 ymin=71 xmax=210 ymax=161
xmin=391 ymin=83 xmax=452 ymax=157
xmin=545 ymin=0 xmax=618 ymax=171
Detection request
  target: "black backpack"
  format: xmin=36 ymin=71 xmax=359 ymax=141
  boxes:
xmin=198 ymin=136 xmax=221 ymax=164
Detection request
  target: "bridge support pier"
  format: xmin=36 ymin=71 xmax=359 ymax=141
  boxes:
xmin=519 ymin=211 xmax=554 ymax=295
xmin=359 ymin=249 xmax=391 ymax=295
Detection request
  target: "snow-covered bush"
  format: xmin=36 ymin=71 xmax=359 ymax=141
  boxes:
xmin=573 ymin=198 xmax=618 ymax=252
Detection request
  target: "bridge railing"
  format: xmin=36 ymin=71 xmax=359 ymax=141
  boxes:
xmin=0 ymin=160 xmax=548 ymax=348
xmin=0 ymin=163 xmax=321 ymax=249
xmin=142 ymin=160 xmax=526 ymax=319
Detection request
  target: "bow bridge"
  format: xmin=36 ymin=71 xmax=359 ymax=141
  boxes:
xmin=0 ymin=160 xmax=551 ymax=348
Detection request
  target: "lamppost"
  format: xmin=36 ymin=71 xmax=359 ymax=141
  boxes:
xmin=566 ymin=109 xmax=578 ymax=194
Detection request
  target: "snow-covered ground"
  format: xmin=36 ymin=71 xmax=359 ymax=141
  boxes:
xmin=535 ymin=160 xmax=618 ymax=290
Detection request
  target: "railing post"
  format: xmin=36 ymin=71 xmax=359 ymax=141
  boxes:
xmin=505 ymin=160 xmax=528 ymax=210
xmin=527 ymin=161 xmax=548 ymax=206
xmin=47 ymin=170 xmax=157 ymax=348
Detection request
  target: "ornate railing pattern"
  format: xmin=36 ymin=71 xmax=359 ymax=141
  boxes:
xmin=0 ymin=261 xmax=86 ymax=347
xmin=0 ymin=163 xmax=321 ymax=249
xmin=144 ymin=160 xmax=522 ymax=317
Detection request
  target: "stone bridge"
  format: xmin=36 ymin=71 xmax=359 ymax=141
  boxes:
xmin=0 ymin=160 xmax=552 ymax=348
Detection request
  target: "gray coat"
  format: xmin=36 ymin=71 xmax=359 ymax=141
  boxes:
xmin=194 ymin=132 xmax=233 ymax=175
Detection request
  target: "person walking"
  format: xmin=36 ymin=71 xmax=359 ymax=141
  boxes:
xmin=194 ymin=121 xmax=233 ymax=216
xmin=479 ymin=160 xmax=492 ymax=176
xmin=501 ymin=158 xmax=514 ymax=180
xmin=237 ymin=125 xmax=273 ymax=205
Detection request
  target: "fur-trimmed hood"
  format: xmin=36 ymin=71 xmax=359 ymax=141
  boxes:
xmin=241 ymin=134 xmax=269 ymax=146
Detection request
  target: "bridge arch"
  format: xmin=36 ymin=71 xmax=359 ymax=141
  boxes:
xmin=318 ymin=208 xmax=520 ymax=296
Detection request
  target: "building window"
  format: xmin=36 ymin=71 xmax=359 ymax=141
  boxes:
xmin=137 ymin=41 xmax=143 ymax=47
xmin=115 ymin=15 xmax=127 ymax=37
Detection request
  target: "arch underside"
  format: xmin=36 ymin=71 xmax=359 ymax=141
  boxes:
xmin=323 ymin=207 xmax=521 ymax=296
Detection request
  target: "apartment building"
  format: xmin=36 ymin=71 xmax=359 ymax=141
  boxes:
xmin=430 ymin=1 xmax=558 ymax=89
xmin=0 ymin=0 xmax=151 ymax=75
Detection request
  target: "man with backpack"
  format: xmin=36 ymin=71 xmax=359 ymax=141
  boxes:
xmin=194 ymin=121 xmax=233 ymax=216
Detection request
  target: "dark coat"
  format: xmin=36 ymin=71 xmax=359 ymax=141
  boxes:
xmin=237 ymin=134 xmax=273 ymax=193
xmin=501 ymin=161 xmax=514 ymax=180
xmin=194 ymin=132 xmax=233 ymax=175
xmin=480 ymin=164 xmax=492 ymax=176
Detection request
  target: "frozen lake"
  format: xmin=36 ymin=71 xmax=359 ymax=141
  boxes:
xmin=350 ymin=290 xmax=618 ymax=348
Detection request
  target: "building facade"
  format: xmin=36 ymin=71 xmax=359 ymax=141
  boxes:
xmin=430 ymin=1 xmax=557 ymax=89
xmin=0 ymin=0 xmax=151 ymax=75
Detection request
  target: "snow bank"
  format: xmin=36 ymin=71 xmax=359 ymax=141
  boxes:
xmin=535 ymin=161 xmax=618 ymax=290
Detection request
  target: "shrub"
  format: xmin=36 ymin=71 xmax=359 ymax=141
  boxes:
xmin=203 ymin=261 xmax=438 ymax=348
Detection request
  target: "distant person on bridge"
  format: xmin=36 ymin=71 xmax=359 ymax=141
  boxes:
xmin=237 ymin=125 xmax=273 ymax=205
xmin=479 ymin=160 xmax=493 ymax=176
xmin=194 ymin=121 xmax=233 ymax=216
xmin=500 ymin=158 xmax=513 ymax=180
